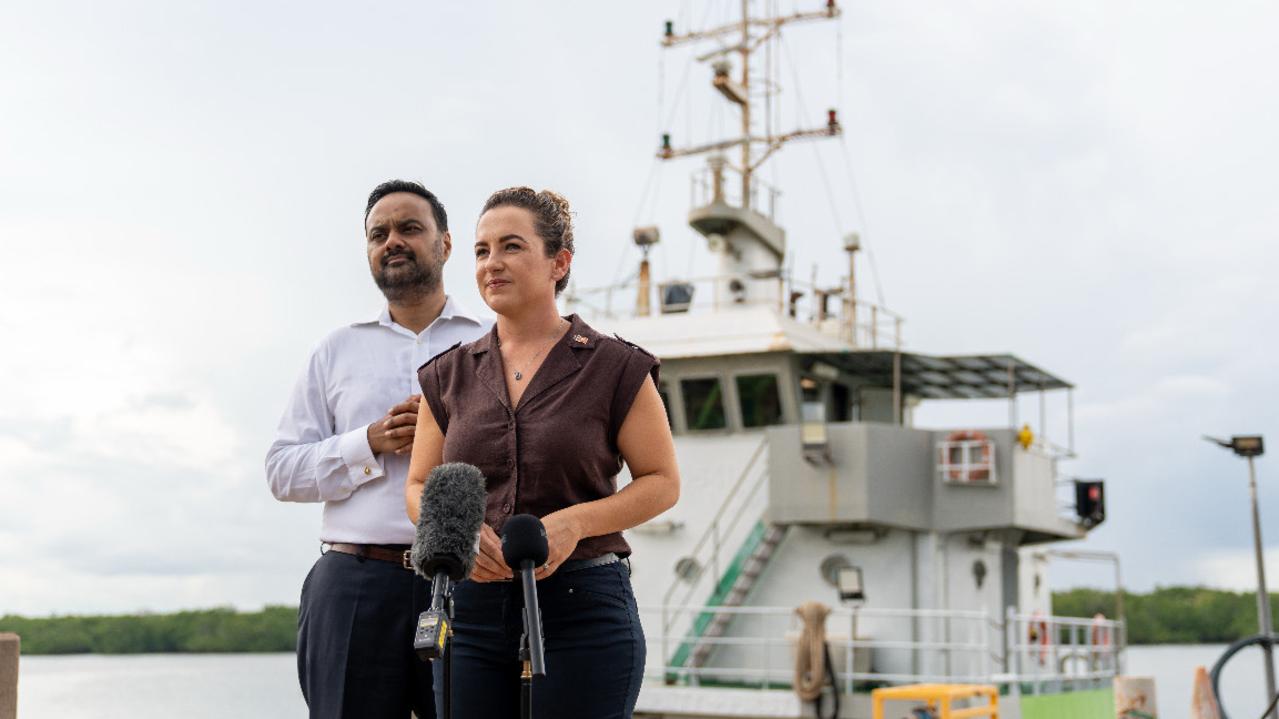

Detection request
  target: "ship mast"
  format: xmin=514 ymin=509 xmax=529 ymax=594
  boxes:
xmin=657 ymin=1 xmax=844 ymax=309
xmin=659 ymin=0 xmax=843 ymax=209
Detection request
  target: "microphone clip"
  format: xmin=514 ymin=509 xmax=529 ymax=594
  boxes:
xmin=414 ymin=573 xmax=455 ymax=662
xmin=414 ymin=607 xmax=451 ymax=661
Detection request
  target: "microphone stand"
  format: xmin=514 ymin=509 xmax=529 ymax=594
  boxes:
xmin=517 ymin=559 xmax=546 ymax=719
xmin=415 ymin=573 xmax=456 ymax=719
xmin=436 ymin=575 xmax=456 ymax=719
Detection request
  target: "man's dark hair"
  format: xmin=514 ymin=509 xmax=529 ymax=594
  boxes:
xmin=364 ymin=180 xmax=448 ymax=232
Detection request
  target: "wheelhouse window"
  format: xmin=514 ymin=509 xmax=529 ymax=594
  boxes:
xmin=736 ymin=374 xmax=784 ymax=428
xmin=680 ymin=377 xmax=727 ymax=431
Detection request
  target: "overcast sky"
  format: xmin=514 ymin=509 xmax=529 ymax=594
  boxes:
xmin=2 ymin=0 xmax=1277 ymax=615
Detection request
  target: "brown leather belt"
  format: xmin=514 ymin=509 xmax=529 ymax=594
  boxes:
xmin=325 ymin=543 xmax=414 ymax=570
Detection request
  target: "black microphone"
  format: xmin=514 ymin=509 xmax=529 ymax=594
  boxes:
xmin=501 ymin=514 xmax=548 ymax=677
xmin=410 ymin=463 xmax=487 ymax=661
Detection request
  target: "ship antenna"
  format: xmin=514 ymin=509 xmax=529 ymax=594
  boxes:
xmin=658 ymin=0 xmax=843 ymax=208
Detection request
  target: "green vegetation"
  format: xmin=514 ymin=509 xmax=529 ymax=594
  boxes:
xmin=1053 ymin=586 xmax=1279 ymax=644
xmin=0 ymin=606 xmax=297 ymax=655
xmin=2 ymin=587 xmax=1276 ymax=654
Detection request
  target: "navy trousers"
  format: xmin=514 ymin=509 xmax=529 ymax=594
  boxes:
xmin=436 ymin=562 xmax=645 ymax=718
xmin=298 ymin=550 xmax=436 ymax=719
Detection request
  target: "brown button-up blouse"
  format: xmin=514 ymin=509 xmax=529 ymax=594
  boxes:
xmin=417 ymin=314 xmax=659 ymax=561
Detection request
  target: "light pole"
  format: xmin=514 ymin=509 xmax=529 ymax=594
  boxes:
xmin=1205 ymin=434 xmax=1275 ymax=717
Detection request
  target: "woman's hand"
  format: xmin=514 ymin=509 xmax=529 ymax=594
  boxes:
xmin=469 ymin=523 xmax=514 ymax=583
xmin=534 ymin=509 xmax=584 ymax=580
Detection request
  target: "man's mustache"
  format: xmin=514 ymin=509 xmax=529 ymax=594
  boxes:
xmin=382 ymin=249 xmax=416 ymax=267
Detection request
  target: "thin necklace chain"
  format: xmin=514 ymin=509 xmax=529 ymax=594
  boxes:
xmin=505 ymin=318 xmax=566 ymax=381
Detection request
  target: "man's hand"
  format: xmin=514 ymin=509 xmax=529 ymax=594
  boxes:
xmin=367 ymin=394 xmax=421 ymax=456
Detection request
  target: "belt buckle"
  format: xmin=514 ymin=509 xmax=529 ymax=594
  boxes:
xmin=402 ymin=549 xmax=414 ymax=571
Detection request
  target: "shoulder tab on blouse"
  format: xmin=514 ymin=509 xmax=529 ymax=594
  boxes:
xmin=612 ymin=333 xmax=657 ymax=360
xmin=416 ymin=341 xmax=463 ymax=374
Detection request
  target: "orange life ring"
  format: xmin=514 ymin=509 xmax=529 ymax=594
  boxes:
xmin=941 ymin=430 xmax=992 ymax=482
xmin=1090 ymin=613 xmax=1111 ymax=648
xmin=1027 ymin=614 xmax=1050 ymax=665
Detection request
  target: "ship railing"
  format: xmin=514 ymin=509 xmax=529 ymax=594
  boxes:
xmin=565 ymin=273 xmax=903 ymax=351
xmin=637 ymin=604 xmax=1124 ymax=693
xmin=688 ymin=165 xmax=783 ymax=222
xmin=1035 ymin=438 xmax=1076 ymax=461
xmin=1003 ymin=607 xmax=1126 ymax=696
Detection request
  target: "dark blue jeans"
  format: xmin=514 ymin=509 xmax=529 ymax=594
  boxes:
xmin=436 ymin=562 xmax=645 ymax=718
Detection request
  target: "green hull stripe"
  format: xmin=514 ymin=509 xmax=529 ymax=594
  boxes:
xmin=1020 ymin=688 xmax=1115 ymax=719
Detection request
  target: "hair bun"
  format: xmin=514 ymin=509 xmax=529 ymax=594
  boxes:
xmin=540 ymin=189 xmax=573 ymax=227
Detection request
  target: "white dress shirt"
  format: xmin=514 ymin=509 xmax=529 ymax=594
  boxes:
xmin=266 ymin=296 xmax=491 ymax=544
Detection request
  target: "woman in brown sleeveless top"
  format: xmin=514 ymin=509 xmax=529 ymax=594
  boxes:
xmin=405 ymin=187 xmax=680 ymax=718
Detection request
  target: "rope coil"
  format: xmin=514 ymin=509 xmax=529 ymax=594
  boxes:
xmin=794 ymin=601 xmax=840 ymax=719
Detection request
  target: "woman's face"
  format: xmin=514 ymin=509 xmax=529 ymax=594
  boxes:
xmin=474 ymin=205 xmax=570 ymax=315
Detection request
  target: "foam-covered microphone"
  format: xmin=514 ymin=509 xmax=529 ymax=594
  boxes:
xmin=501 ymin=514 xmax=548 ymax=676
xmin=410 ymin=462 xmax=487 ymax=661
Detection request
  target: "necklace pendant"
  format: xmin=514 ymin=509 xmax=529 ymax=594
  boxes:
xmin=514 ymin=371 xmax=523 ymax=381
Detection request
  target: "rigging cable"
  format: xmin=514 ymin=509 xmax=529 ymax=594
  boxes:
xmin=780 ymin=30 xmax=889 ymax=308
xmin=616 ymin=159 xmax=663 ymax=285
xmin=780 ymin=35 xmax=845 ymax=244
xmin=837 ymin=137 xmax=886 ymax=307
xmin=833 ymin=10 xmax=887 ymax=307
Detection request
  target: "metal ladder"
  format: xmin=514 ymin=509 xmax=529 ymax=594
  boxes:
xmin=685 ymin=522 xmax=787 ymax=669
xmin=660 ymin=437 xmax=786 ymax=682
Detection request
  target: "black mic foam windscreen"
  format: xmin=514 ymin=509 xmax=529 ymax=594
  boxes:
xmin=501 ymin=514 xmax=549 ymax=568
xmin=411 ymin=463 xmax=487 ymax=581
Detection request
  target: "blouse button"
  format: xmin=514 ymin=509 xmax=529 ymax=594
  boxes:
xmin=502 ymin=502 xmax=512 ymax=513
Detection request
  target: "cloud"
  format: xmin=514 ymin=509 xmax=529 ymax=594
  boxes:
xmin=1192 ymin=547 xmax=1279 ymax=592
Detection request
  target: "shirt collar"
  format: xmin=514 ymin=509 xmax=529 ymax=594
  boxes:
xmin=437 ymin=295 xmax=486 ymax=325
xmin=355 ymin=296 xmax=487 ymax=330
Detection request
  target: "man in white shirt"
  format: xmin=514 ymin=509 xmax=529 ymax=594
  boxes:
xmin=267 ymin=180 xmax=490 ymax=718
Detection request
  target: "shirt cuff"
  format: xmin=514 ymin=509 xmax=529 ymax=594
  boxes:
xmin=339 ymin=425 xmax=383 ymax=486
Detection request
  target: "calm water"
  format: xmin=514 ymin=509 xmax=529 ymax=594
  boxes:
xmin=19 ymin=653 xmax=304 ymax=718
xmin=1124 ymin=644 xmax=1269 ymax=719
xmin=15 ymin=645 xmax=1274 ymax=718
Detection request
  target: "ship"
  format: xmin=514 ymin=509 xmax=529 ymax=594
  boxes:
xmin=563 ymin=3 xmax=1124 ymax=718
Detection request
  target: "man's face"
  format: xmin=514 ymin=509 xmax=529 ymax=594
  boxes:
xmin=365 ymin=192 xmax=452 ymax=302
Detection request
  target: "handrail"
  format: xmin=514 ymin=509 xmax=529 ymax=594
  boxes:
xmin=636 ymin=604 xmax=1126 ymax=691
xmin=661 ymin=436 xmax=770 ymax=613
xmin=569 ymin=273 xmax=904 ymax=319
xmin=564 ymin=273 xmax=905 ymax=351
xmin=1005 ymin=607 xmax=1127 ymax=693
